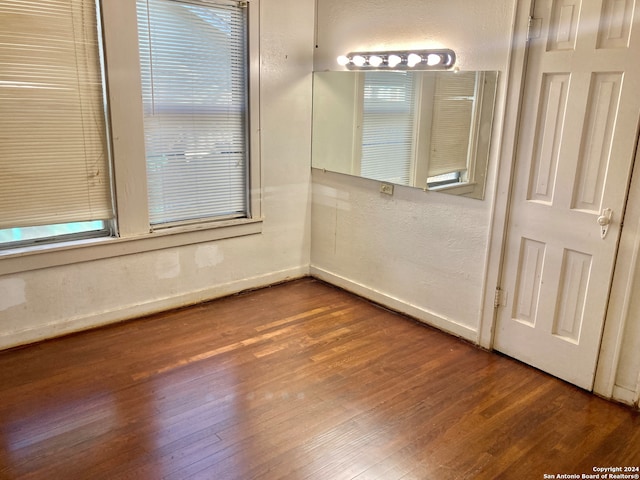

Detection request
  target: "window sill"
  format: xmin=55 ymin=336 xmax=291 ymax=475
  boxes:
xmin=0 ymin=218 xmax=263 ymax=276
xmin=428 ymin=182 xmax=477 ymax=196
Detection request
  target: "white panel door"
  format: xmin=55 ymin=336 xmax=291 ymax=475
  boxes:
xmin=494 ymin=0 xmax=640 ymax=389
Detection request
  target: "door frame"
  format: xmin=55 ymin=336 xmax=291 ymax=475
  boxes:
xmin=478 ymin=0 xmax=535 ymax=349
xmin=594 ymin=135 xmax=640 ymax=404
xmin=480 ymin=0 xmax=640 ymax=401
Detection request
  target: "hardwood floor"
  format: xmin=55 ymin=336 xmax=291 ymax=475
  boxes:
xmin=0 ymin=277 xmax=638 ymax=479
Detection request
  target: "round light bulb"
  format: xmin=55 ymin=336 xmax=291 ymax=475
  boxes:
xmin=337 ymin=55 xmax=350 ymax=66
xmin=368 ymin=55 xmax=383 ymax=67
xmin=426 ymin=53 xmax=442 ymax=66
xmin=387 ymin=54 xmax=402 ymax=68
xmin=352 ymin=55 xmax=366 ymax=67
xmin=407 ymin=53 xmax=422 ymax=68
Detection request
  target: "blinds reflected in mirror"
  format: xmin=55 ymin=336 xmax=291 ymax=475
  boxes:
xmin=428 ymin=72 xmax=477 ymax=178
xmin=311 ymin=70 xmax=498 ymax=199
xmin=360 ymin=72 xmax=416 ymax=186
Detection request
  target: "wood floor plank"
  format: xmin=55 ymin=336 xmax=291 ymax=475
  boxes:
xmin=0 ymin=278 xmax=638 ymax=479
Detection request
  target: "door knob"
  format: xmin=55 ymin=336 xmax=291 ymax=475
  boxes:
xmin=598 ymin=208 xmax=613 ymax=239
xmin=597 ymin=214 xmax=610 ymax=226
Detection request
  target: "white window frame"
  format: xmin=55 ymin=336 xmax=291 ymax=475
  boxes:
xmin=0 ymin=0 xmax=262 ymax=276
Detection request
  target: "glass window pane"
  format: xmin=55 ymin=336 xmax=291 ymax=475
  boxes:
xmin=0 ymin=221 xmax=107 ymax=248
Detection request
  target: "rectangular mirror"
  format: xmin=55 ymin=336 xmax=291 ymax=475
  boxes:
xmin=311 ymin=70 xmax=499 ymax=199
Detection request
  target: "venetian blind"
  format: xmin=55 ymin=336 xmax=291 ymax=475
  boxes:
xmin=427 ymin=71 xmax=477 ymax=177
xmin=0 ymin=0 xmax=113 ymax=229
xmin=136 ymin=0 xmax=248 ymax=226
xmin=360 ymin=71 xmax=416 ymax=186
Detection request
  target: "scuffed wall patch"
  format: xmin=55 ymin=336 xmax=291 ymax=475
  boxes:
xmin=195 ymin=245 xmax=224 ymax=269
xmin=312 ymin=182 xmax=352 ymax=211
xmin=156 ymin=251 xmax=181 ymax=279
xmin=0 ymin=278 xmax=26 ymax=312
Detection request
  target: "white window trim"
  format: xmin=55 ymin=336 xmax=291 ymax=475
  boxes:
xmin=0 ymin=0 xmax=262 ymax=274
xmin=0 ymin=219 xmax=262 ymax=276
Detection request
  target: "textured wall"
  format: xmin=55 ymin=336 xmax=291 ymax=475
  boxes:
xmin=314 ymin=0 xmax=513 ymax=72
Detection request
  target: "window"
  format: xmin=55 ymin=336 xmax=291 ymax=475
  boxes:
xmin=0 ymin=0 xmax=261 ymax=261
xmin=0 ymin=0 xmax=114 ymax=249
xmin=136 ymin=0 xmax=250 ymax=227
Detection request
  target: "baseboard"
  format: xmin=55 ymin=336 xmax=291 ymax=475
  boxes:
xmin=0 ymin=265 xmax=309 ymax=351
xmin=310 ymin=266 xmax=478 ymax=343
xmin=3 ymin=264 xmax=479 ymax=350
xmin=612 ymin=385 xmax=639 ymax=408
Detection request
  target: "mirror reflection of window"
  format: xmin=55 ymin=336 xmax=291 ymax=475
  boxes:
xmin=425 ymin=71 xmax=477 ymax=188
xmin=311 ymin=70 xmax=498 ymax=199
xmin=358 ymin=71 xmax=480 ymax=189
xmin=359 ymin=72 xmax=416 ymax=186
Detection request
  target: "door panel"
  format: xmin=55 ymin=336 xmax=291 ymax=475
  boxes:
xmin=528 ymin=73 xmax=569 ymax=204
xmin=573 ymin=73 xmax=622 ymax=211
xmin=494 ymin=0 xmax=640 ymax=389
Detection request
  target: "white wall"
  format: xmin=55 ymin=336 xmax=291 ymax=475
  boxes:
xmin=0 ymin=0 xmax=315 ymax=350
xmin=311 ymin=0 xmax=516 ymax=341
xmin=313 ymin=0 xmax=514 ymax=73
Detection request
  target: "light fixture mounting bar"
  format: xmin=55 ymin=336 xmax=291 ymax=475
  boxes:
xmin=338 ymin=49 xmax=456 ymax=71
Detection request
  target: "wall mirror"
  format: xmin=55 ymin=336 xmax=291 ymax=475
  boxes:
xmin=311 ymin=70 xmax=499 ymax=199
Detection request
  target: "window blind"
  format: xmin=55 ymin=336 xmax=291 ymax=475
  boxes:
xmin=360 ymin=71 xmax=416 ymax=186
xmin=427 ymin=71 xmax=477 ymax=177
xmin=136 ymin=0 xmax=248 ymax=226
xmin=0 ymin=0 xmax=113 ymax=229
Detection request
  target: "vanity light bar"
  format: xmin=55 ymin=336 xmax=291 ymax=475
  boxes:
xmin=337 ymin=49 xmax=456 ymax=71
